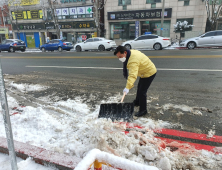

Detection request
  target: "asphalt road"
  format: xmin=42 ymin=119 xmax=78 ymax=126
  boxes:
xmin=0 ymin=49 xmax=222 ymax=140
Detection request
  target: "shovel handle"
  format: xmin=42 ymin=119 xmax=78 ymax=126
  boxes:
xmin=120 ymin=93 xmax=126 ymax=103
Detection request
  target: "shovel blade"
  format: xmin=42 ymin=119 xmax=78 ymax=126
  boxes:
xmin=98 ymin=103 xmax=134 ymax=122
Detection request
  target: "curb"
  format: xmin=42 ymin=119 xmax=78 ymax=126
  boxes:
xmin=0 ymin=137 xmax=81 ymax=170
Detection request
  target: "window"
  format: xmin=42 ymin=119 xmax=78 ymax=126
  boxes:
xmin=0 ymin=18 xmax=2 ymax=25
xmin=86 ymin=39 xmax=93 ymax=42
xmin=137 ymin=36 xmax=147 ymax=40
xmin=216 ymin=31 xmax=222 ymax=36
xmin=204 ymin=32 xmax=215 ymax=37
xmin=5 ymin=17 xmax=11 ymax=24
xmin=147 ymin=35 xmax=158 ymax=39
xmin=118 ymin=0 xmax=131 ymax=6
xmin=93 ymin=38 xmax=100 ymax=41
xmin=2 ymin=40 xmax=6 ymax=44
xmin=123 ymin=5 xmax=127 ymax=10
xmin=151 ymin=3 xmax=156 ymax=8
xmin=184 ymin=0 xmax=189 ymax=6
xmin=146 ymin=0 xmax=161 ymax=4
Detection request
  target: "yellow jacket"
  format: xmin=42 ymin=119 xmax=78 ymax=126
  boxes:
xmin=126 ymin=50 xmax=157 ymax=89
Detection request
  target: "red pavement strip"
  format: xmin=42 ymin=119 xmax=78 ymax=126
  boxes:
xmin=0 ymin=137 xmax=82 ymax=170
xmin=123 ymin=123 xmax=222 ymax=154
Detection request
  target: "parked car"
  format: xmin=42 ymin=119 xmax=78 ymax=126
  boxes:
xmin=0 ymin=39 xmax=26 ymax=52
xmin=74 ymin=37 xmax=117 ymax=52
xmin=180 ymin=30 xmax=222 ymax=49
xmin=40 ymin=39 xmax=73 ymax=52
xmin=121 ymin=34 xmax=171 ymax=50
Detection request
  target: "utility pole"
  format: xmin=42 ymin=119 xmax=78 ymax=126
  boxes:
xmin=1 ymin=8 xmax=5 ymax=27
xmin=0 ymin=60 xmax=18 ymax=170
xmin=160 ymin=0 xmax=165 ymax=36
xmin=94 ymin=0 xmax=100 ymax=37
xmin=48 ymin=0 xmax=60 ymax=39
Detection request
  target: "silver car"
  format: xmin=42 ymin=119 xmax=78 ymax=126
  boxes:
xmin=122 ymin=35 xmax=171 ymax=50
xmin=180 ymin=30 xmax=222 ymax=49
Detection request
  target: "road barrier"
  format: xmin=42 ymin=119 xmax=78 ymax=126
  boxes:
xmin=75 ymin=149 xmax=158 ymax=170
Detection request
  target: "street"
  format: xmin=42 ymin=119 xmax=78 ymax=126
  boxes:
xmin=1 ymin=49 xmax=222 ymax=142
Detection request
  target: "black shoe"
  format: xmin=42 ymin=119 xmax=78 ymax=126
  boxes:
xmin=135 ymin=110 xmax=147 ymax=117
xmin=133 ymin=100 xmax=139 ymax=107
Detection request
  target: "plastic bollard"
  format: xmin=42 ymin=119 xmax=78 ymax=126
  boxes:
xmin=94 ymin=160 xmax=102 ymax=170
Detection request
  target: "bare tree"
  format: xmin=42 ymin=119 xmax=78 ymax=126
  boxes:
xmin=205 ymin=0 xmax=222 ymax=31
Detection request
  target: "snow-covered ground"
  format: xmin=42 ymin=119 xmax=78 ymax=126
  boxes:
xmin=0 ymin=153 xmax=58 ymax=170
xmin=0 ymin=81 xmax=222 ymax=170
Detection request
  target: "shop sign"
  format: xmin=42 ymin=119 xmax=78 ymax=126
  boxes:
xmin=9 ymin=0 xmax=40 ymax=6
xmin=0 ymin=28 xmax=8 ymax=34
xmin=12 ymin=10 xmax=43 ymax=20
xmin=74 ymin=22 xmax=95 ymax=29
xmin=108 ymin=8 xmax=172 ymax=20
xmin=13 ymin=23 xmax=45 ymax=30
xmin=59 ymin=23 xmax=72 ymax=29
xmin=56 ymin=6 xmax=93 ymax=16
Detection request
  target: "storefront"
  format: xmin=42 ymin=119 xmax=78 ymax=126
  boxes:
xmin=13 ymin=23 xmax=45 ymax=48
xmin=107 ymin=8 xmax=172 ymax=40
xmin=58 ymin=21 xmax=96 ymax=43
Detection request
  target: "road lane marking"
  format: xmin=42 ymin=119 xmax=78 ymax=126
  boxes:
xmin=2 ymin=55 xmax=222 ymax=59
xmin=26 ymin=66 xmax=222 ymax=72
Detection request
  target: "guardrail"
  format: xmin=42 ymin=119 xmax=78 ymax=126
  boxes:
xmin=75 ymin=149 xmax=158 ymax=170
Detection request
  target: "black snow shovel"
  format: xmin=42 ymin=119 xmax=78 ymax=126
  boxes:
xmin=98 ymin=93 xmax=134 ymax=122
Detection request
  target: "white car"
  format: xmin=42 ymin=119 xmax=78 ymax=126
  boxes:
xmin=74 ymin=37 xmax=117 ymax=52
xmin=180 ymin=30 xmax=222 ymax=49
xmin=121 ymin=34 xmax=171 ymax=50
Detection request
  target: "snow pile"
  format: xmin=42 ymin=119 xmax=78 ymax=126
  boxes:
xmin=0 ymin=82 xmax=222 ymax=169
xmin=9 ymin=82 xmax=48 ymax=92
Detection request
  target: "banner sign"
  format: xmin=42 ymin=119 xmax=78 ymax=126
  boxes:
xmin=56 ymin=6 xmax=93 ymax=16
xmin=135 ymin=21 xmax=139 ymax=38
xmin=108 ymin=8 xmax=172 ymax=20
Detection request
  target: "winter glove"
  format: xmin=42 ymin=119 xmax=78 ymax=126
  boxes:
xmin=123 ymin=88 xmax=129 ymax=95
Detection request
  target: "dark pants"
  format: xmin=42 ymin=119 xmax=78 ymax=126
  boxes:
xmin=135 ymin=73 xmax=156 ymax=112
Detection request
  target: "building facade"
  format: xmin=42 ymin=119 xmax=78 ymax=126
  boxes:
xmin=9 ymin=0 xmax=98 ymax=48
xmin=0 ymin=5 xmax=13 ymax=43
xmin=104 ymin=0 xmax=208 ymax=43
